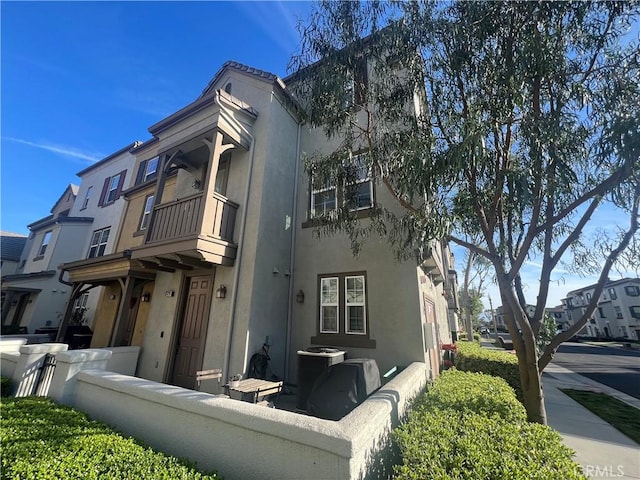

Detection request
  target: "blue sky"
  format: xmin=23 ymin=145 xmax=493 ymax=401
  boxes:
xmin=1 ymin=1 xmax=635 ymax=308
xmin=1 ymin=1 xmax=311 ymax=234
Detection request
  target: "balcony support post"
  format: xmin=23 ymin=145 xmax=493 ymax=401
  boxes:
xmin=144 ymin=151 xmax=179 ymax=244
xmin=201 ymin=131 xmax=235 ymax=236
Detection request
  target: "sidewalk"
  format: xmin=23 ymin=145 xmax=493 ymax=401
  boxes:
xmin=543 ymin=364 xmax=640 ymax=480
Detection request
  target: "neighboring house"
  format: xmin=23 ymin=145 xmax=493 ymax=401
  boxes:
xmin=0 ymin=231 xmax=28 ymax=327
xmin=563 ymin=278 xmax=640 ymax=340
xmin=1 ymin=185 xmax=92 ymax=333
xmin=56 ymin=60 xmax=453 ymax=390
xmin=1 ymin=144 xmax=138 ymax=335
xmin=0 ymin=231 xmax=27 ymax=276
xmin=495 ymin=304 xmax=536 ymax=332
xmin=545 ymin=305 xmax=570 ymax=332
xmin=56 ymin=143 xmax=139 ymax=332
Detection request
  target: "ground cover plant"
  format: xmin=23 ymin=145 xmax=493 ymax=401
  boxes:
xmin=394 ymin=370 xmax=585 ymax=479
xmin=1 ymin=396 xmax=221 ymax=480
xmin=561 ymin=389 xmax=640 ymax=444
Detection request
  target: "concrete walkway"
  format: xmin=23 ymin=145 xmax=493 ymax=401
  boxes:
xmin=543 ymin=363 xmax=640 ymax=479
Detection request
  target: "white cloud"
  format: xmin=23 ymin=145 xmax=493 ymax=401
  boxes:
xmin=4 ymin=137 xmax=102 ymax=164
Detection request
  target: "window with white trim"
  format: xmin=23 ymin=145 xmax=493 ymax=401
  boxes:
xmin=345 ymin=153 xmax=373 ymax=211
xmin=630 ymin=306 xmax=640 ymax=319
xmin=615 ymin=306 xmax=623 ymax=319
xmin=139 ymin=195 xmax=154 ymax=230
xmin=317 ymin=272 xmax=369 ymax=338
xmin=608 ymin=287 xmax=617 ymax=300
xmin=106 ymin=174 xmax=122 ymax=204
xmin=88 ymin=227 xmax=110 ymax=258
xmin=37 ymin=231 xmax=52 ymax=257
xmin=345 ymin=275 xmax=366 ymax=334
xmin=625 ymin=285 xmax=640 ymax=297
xmin=82 ymin=186 xmax=93 ymax=210
xmin=135 ymin=158 xmax=159 ymax=185
xmin=311 ymin=179 xmax=337 ymax=217
xmin=309 ymin=152 xmax=373 ymax=219
xmin=320 ymin=277 xmax=339 ymax=333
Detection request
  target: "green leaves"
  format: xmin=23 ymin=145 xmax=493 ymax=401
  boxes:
xmin=393 ymin=370 xmax=586 ymax=479
xmin=1 ymin=397 xmax=221 ymax=480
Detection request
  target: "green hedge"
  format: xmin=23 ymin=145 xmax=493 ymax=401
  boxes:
xmin=1 ymin=397 xmax=221 ymax=479
xmin=1 ymin=376 xmax=12 ymax=397
xmin=413 ymin=370 xmax=526 ymax=423
xmin=458 ymin=333 xmax=480 ymax=343
xmin=394 ymin=370 xmax=585 ymax=480
xmin=454 ymin=340 xmax=522 ymax=400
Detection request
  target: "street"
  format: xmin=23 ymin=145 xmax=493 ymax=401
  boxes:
xmin=483 ymin=333 xmax=640 ymax=399
xmin=551 ymin=342 xmax=640 ymax=400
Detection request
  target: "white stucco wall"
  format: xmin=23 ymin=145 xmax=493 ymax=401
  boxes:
xmin=69 ymin=362 xmax=428 ymax=480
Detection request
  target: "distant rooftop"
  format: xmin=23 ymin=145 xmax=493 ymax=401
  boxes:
xmin=1 ymin=231 xmax=28 ymax=262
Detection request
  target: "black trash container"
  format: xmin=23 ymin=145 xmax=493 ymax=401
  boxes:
xmin=296 ymin=347 xmax=345 ymax=411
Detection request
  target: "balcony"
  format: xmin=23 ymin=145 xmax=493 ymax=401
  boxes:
xmin=422 ymin=241 xmax=445 ymax=285
xmin=131 ymin=192 xmax=239 ymax=266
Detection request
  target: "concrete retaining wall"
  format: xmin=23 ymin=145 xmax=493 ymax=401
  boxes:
xmin=70 ymin=362 xmax=428 ymax=480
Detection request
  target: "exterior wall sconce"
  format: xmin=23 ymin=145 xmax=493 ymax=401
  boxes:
xmin=296 ymin=290 xmax=305 ymax=303
xmin=141 ymin=292 xmax=151 ymax=302
xmin=216 ymin=285 xmax=227 ymax=299
xmin=165 ymin=290 xmax=175 ymax=297
xmin=109 ymin=294 xmax=117 ymax=300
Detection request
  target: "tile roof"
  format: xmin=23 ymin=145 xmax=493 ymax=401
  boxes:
xmin=199 ymin=61 xmax=278 ymax=99
xmin=0 ymin=231 xmax=27 ymax=262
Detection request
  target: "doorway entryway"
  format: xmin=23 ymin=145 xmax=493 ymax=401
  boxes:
xmin=170 ymin=275 xmax=213 ymax=389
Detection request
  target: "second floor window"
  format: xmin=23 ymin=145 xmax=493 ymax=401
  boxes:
xmin=625 ymin=285 xmax=640 ymax=297
xmin=82 ymin=186 xmax=93 ymax=210
xmin=98 ymin=171 xmax=126 ymax=207
xmin=88 ymin=227 xmax=110 ymax=258
xmin=37 ymin=231 xmax=52 ymax=257
xmin=614 ymin=306 xmax=623 ymax=319
xmin=135 ymin=158 xmax=159 ymax=185
xmin=139 ymin=195 xmax=154 ymax=230
xmin=311 ymin=180 xmax=337 ymax=218
xmin=630 ymin=306 xmax=640 ymax=319
xmin=608 ymin=287 xmax=617 ymax=300
xmin=309 ymin=152 xmax=373 ymax=219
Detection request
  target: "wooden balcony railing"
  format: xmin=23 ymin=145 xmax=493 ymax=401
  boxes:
xmin=147 ymin=192 xmax=238 ymax=244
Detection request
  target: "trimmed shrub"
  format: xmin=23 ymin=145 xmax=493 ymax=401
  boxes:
xmin=457 ymin=333 xmax=481 ymax=343
xmin=414 ymin=370 xmax=526 ymax=423
xmin=394 ymin=409 xmax=585 ymax=480
xmin=455 ymin=340 xmax=522 ymax=400
xmin=1 ymin=376 xmax=12 ymax=397
xmin=1 ymin=397 xmax=221 ymax=479
xmin=393 ymin=370 xmax=585 ymax=479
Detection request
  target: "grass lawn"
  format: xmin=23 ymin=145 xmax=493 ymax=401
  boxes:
xmin=1 ymin=396 xmax=221 ymax=480
xmin=560 ymin=389 xmax=640 ymax=445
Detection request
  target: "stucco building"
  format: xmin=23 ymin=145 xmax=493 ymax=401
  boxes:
xmin=54 ymin=60 xmax=454 ymax=390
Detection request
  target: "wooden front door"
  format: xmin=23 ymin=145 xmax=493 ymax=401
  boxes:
xmin=170 ymin=275 xmax=212 ymax=389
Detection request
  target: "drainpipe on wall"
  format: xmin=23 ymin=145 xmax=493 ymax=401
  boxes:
xmin=284 ymin=122 xmax=301 ymax=382
xmin=216 ymin=91 xmax=256 ymax=383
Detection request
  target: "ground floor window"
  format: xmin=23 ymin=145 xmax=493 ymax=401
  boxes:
xmin=312 ymin=272 xmax=375 ymax=348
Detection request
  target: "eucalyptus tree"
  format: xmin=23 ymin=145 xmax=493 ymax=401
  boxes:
xmin=290 ymin=0 xmax=640 ymax=424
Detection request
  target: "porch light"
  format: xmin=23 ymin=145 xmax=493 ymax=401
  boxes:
xmin=216 ymin=285 xmax=227 ymax=299
xmin=296 ymin=290 xmax=305 ymax=303
xmin=141 ymin=292 xmax=151 ymax=302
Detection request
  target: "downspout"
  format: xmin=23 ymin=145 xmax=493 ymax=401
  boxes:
xmin=284 ymin=122 xmax=301 ymax=381
xmin=216 ymin=91 xmax=256 ymax=382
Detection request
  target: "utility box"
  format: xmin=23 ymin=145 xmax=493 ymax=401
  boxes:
xmin=306 ymin=358 xmax=381 ymax=421
xmin=296 ymin=347 xmax=345 ymax=411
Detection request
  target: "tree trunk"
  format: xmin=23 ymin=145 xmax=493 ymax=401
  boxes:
xmin=499 ymin=286 xmax=548 ymax=424
xmin=519 ymin=357 xmax=547 ymax=424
